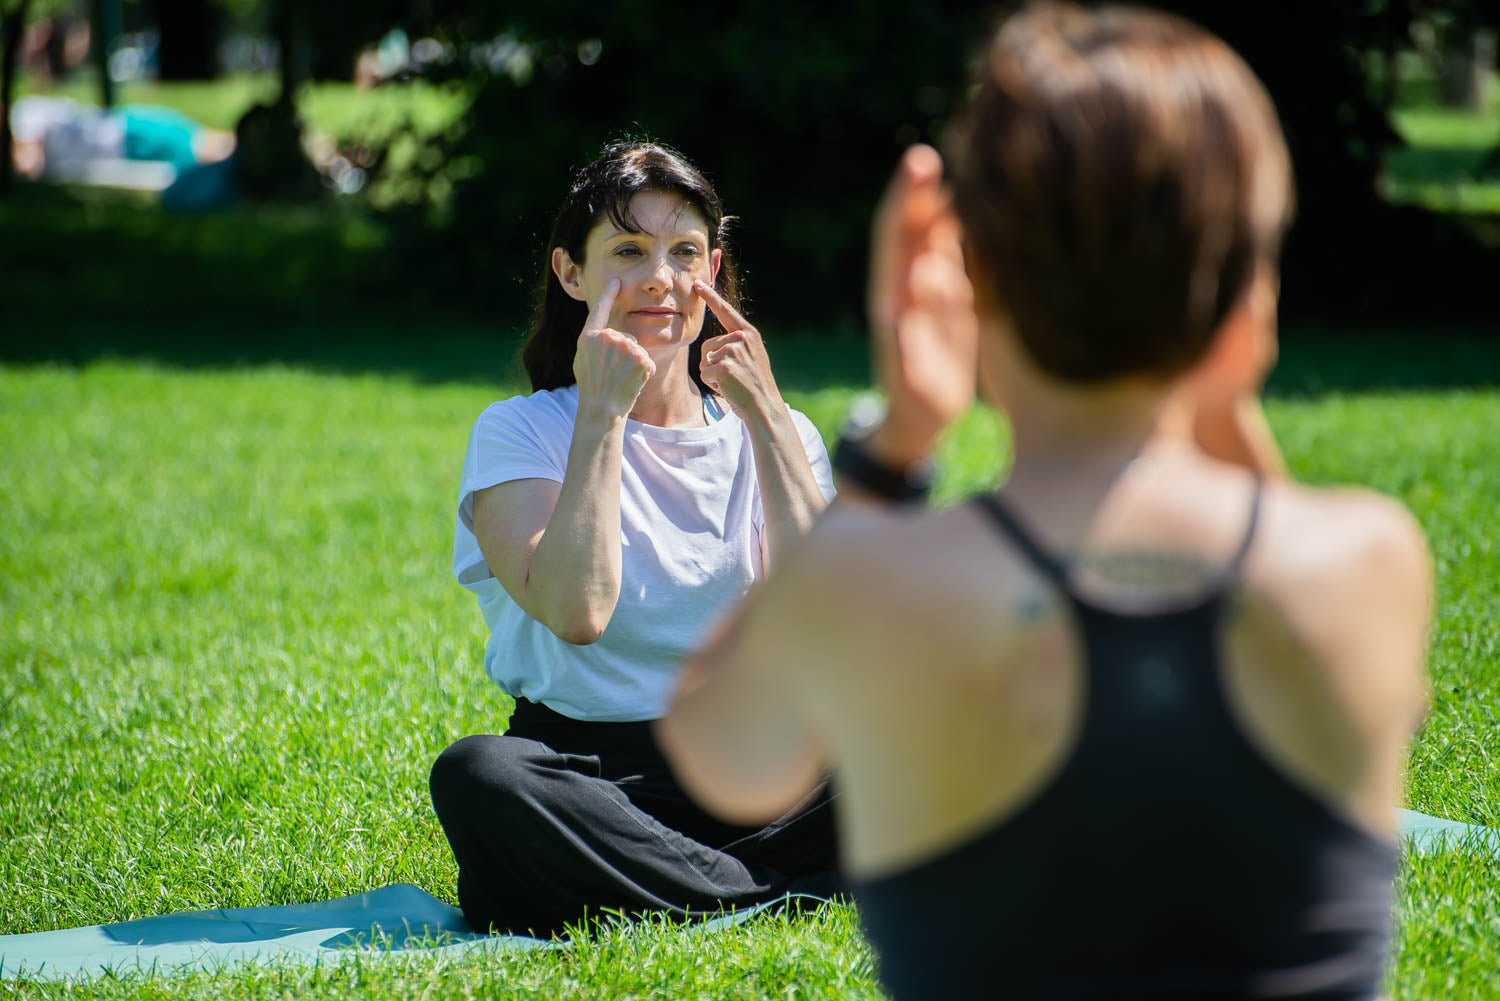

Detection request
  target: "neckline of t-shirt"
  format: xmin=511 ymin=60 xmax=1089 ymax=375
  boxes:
xmin=559 ymin=386 xmax=741 ymax=442
xmin=625 ymin=402 xmax=741 ymax=442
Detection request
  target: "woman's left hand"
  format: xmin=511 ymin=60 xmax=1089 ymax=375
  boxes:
xmin=694 ymin=278 xmax=827 ymax=568
xmin=695 ymin=279 xmax=783 ymax=426
xmin=864 ymin=145 xmax=978 ymax=469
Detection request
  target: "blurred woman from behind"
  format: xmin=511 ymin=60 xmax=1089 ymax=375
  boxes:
xmin=660 ymin=5 xmax=1431 ymax=999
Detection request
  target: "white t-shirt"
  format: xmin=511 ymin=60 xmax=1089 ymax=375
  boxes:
xmin=453 ymin=385 xmax=835 ymax=722
xmin=20 ymin=98 xmax=126 ymax=177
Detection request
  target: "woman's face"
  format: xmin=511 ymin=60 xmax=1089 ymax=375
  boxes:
xmin=553 ymin=190 xmax=722 ymax=356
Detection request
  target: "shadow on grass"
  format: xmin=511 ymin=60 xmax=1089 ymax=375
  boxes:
xmin=0 ymin=316 xmax=873 ymax=392
xmin=1265 ymin=330 xmax=1500 ymax=397
xmin=3 ymin=315 xmax=533 ymax=387
xmin=1 ymin=186 xmax=1496 ymax=394
xmin=0 ymin=185 xmax=873 ymax=389
xmin=1386 ymin=146 xmax=1499 ymax=186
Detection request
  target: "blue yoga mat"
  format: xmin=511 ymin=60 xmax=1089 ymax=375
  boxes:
xmin=0 ymin=884 xmax=821 ymax=983
xmin=1395 ymin=807 xmax=1500 ymax=854
xmin=0 ymin=883 xmax=513 ymax=983
xmin=2 ymin=810 xmax=1493 ymax=983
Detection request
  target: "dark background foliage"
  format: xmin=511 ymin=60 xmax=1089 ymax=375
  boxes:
xmin=375 ymin=0 xmax=1500 ymax=332
xmin=381 ymin=2 xmax=979 ymax=331
xmin=2 ymin=0 xmax=1498 ymax=351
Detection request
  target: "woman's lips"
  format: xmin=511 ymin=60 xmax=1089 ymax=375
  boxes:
xmin=630 ymin=307 xmax=678 ymax=316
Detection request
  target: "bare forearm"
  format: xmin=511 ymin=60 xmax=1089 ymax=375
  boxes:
xmin=745 ymin=403 xmax=828 ymax=566
xmin=527 ymin=411 xmax=628 ymax=643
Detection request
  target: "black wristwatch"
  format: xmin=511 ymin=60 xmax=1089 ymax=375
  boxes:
xmin=831 ymin=395 xmax=935 ymax=503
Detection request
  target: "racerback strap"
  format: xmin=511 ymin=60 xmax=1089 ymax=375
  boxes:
xmin=972 ymin=478 xmax=1264 ymax=598
xmin=971 ymin=492 xmax=1072 ymax=588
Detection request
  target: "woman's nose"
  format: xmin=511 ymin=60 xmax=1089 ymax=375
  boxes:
xmin=640 ymin=256 xmax=674 ymax=295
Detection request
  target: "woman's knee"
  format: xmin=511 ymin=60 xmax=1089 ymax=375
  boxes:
xmin=429 ymin=734 xmax=541 ymax=817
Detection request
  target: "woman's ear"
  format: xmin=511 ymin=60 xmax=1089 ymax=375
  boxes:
xmin=1193 ymin=267 xmax=1280 ymax=400
xmin=551 ymin=247 xmax=587 ymax=302
xmin=961 ymin=234 xmax=992 ymax=319
xmin=1176 ymin=269 xmax=1288 ymax=479
xmin=1246 ymin=268 xmax=1280 ymax=383
xmin=710 ymin=248 xmax=722 ymax=285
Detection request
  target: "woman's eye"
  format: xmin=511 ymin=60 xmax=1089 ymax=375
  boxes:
xmin=613 ymin=245 xmax=642 ymax=258
xmin=674 ymin=245 xmax=702 ymax=258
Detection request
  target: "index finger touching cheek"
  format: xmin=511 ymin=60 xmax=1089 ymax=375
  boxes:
xmin=693 ymin=279 xmax=749 ymax=331
xmin=587 ymin=279 xmax=621 ymax=331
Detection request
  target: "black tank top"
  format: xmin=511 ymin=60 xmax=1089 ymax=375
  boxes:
xmin=853 ymin=485 xmax=1397 ymax=1001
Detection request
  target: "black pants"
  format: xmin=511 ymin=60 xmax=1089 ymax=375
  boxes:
xmin=429 ymin=699 xmax=842 ymax=937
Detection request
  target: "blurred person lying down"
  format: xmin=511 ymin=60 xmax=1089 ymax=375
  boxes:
xmin=658 ymin=4 xmax=1431 ymax=1000
xmin=11 ymin=97 xmax=317 ymax=209
xmin=11 ymin=95 xmax=235 ymax=188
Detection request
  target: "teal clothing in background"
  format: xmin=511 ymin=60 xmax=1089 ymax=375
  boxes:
xmin=161 ymin=155 xmax=242 ymax=212
xmin=117 ymin=105 xmax=201 ymax=171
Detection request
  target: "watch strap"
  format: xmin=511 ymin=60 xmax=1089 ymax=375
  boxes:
xmin=832 ymin=433 xmax=934 ymax=503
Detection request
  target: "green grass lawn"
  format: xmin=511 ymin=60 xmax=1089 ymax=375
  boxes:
xmin=5 ymin=50 xmax=1497 ymax=999
xmin=17 ymin=71 xmax=469 ymax=141
xmin=1385 ymin=71 xmax=1500 ymax=215
xmin=1 ymin=340 xmax=1498 ymax=998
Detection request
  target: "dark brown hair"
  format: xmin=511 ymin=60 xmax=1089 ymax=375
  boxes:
xmin=521 ymin=142 xmax=741 ymax=393
xmin=944 ymin=2 xmax=1294 ymax=382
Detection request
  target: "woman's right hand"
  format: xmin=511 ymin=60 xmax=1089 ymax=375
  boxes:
xmin=1174 ymin=268 xmax=1288 ymax=478
xmin=573 ymin=279 xmax=657 ymax=420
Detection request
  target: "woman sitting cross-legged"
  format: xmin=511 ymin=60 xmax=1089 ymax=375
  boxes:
xmin=429 ymin=142 xmax=841 ymax=938
xmin=658 ymin=5 xmax=1433 ymax=1000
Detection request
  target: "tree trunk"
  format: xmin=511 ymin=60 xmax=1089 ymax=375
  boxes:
xmin=1438 ymin=31 xmax=1495 ymax=108
xmin=1380 ymin=4 xmax=1407 ymax=111
xmin=149 ymin=0 xmax=220 ymax=81
xmin=272 ymin=0 xmax=300 ymax=106
xmin=91 ymin=0 xmax=117 ymax=108
xmin=43 ymin=16 xmax=65 ymax=77
xmin=1472 ymin=31 xmax=1496 ymax=111
xmin=1 ymin=0 xmax=34 ymax=197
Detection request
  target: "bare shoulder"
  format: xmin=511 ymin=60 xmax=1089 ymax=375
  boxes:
xmin=786 ymin=501 xmax=1004 ymax=596
xmin=1247 ymin=481 xmax=1433 ymax=698
xmin=762 ymin=501 xmax=1021 ymax=672
xmin=759 ymin=503 xmax=913 ymax=624
xmin=1216 ymin=480 xmax=1433 ymax=829
xmin=1258 ymin=481 xmax=1431 ymax=592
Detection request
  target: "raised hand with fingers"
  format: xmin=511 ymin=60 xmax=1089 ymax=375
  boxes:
xmin=573 ymin=279 xmax=658 ymax=420
xmin=693 ymin=278 xmax=827 ymax=563
xmin=694 ymin=279 xmax=784 ymax=427
xmin=865 ymin=145 xmax=979 ymax=469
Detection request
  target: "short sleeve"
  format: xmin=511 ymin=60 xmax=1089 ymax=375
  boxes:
xmin=790 ymin=408 xmax=837 ymax=502
xmin=457 ymin=395 xmax=571 ymax=533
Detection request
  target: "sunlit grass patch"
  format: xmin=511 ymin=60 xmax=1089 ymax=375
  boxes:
xmin=2 ymin=353 xmax=1498 ymax=998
